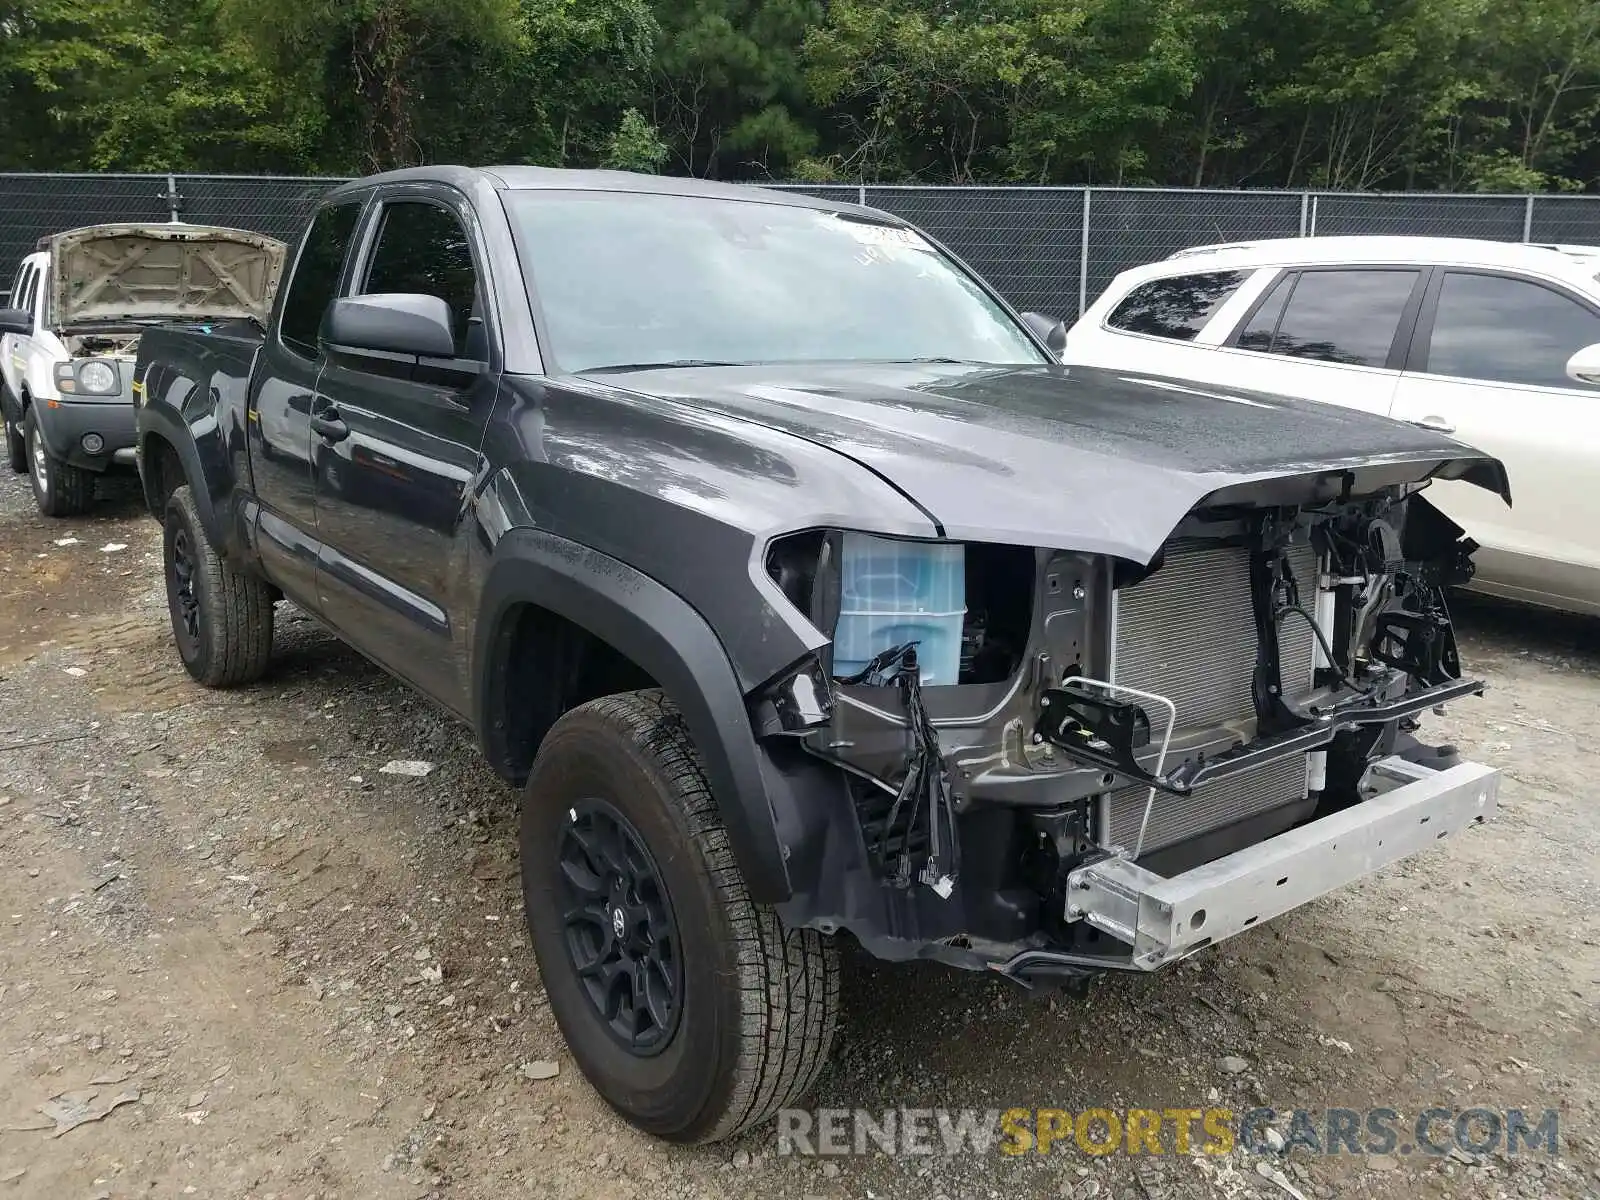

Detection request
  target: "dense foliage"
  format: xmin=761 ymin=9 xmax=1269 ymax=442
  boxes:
xmin=1 ymin=0 xmax=1596 ymax=188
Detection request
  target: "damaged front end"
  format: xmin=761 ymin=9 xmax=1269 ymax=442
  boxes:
xmin=755 ymin=477 xmax=1501 ymax=984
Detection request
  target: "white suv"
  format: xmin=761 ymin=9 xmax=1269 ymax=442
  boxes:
xmin=1065 ymin=236 xmax=1600 ymax=616
xmin=0 ymin=223 xmax=283 ymax=516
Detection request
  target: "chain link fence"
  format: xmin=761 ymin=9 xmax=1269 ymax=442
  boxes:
xmin=0 ymin=173 xmax=348 ymax=302
xmin=4 ymin=173 xmax=1600 ymax=316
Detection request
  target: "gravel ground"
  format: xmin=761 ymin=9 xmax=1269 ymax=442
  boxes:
xmin=0 ymin=467 xmax=1595 ymax=1200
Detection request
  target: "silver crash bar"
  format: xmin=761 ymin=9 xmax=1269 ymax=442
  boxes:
xmin=1064 ymin=754 xmax=1499 ymax=969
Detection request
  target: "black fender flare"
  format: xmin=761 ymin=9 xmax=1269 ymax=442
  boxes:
xmin=474 ymin=527 xmax=796 ymax=902
xmin=24 ymin=392 xmax=67 ymax=458
xmin=136 ymin=404 xmax=229 ymax=553
xmin=18 ymin=391 xmax=85 ymax=468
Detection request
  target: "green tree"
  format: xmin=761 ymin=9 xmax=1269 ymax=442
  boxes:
xmin=1246 ymin=0 xmax=1481 ymax=189
xmin=603 ymin=107 xmax=669 ymax=170
xmin=221 ymin=0 xmax=520 ymax=171
xmin=1452 ymin=0 xmax=1600 ymax=189
xmin=3 ymin=0 xmax=1600 ymax=190
xmin=0 ymin=0 xmax=314 ymax=170
xmin=391 ymin=0 xmax=658 ymax=170
xmin=803 ymin=0 xmax=1203 ymax=183
xmin=648 ymin=0 xmax=820 ymax=178
xmin=523 ymin=0 xmax=659 ymax=166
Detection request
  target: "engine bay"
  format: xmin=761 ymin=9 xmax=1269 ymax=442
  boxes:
xmin=64 ymin=331 xmax=142 ymax=359
xmin=762 ymin=481 xmax=1488 ymax=971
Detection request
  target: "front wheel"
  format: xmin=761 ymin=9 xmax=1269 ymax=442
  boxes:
xmin=162 ymin=484 xmax=275 ymax=686
xmin=521 ymin=690 xmax=840 ymax=1143
xmin=24 ymin=407 xmax=92 ymax=516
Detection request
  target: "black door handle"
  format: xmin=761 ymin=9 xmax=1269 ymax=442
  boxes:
xmin=310 ymin=411 xmax=349 ymax=443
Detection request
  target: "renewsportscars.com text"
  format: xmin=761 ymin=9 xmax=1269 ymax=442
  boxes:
xmin=776 ymin=1106 xmax=1559 ymax=1158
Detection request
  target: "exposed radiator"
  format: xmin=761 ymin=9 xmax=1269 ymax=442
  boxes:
xmin=1102 ymin=755 xmax=1310 ymax=854
xmin=1102 ymin=540 xmax=1317 ymax=855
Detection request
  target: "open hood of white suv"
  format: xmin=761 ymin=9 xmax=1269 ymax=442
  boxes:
xmin=46 ymin=223 xmax=287 ymax=327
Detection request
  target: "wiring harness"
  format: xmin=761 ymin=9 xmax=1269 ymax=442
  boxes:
xmin=836 ymin=641 xmax=960 ymax=898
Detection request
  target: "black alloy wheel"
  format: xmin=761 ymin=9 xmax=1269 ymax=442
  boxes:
xmin=556 ymin=799 xmax=683 ymax=1055
xmin=168 ymin=523 xmax=202 ymax=659
xmin=520 ymin=690 xmax=840 ymax=1142
xmin=160 ymin=484 xmax=275 ymax=687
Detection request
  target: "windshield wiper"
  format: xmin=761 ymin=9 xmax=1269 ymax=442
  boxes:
xmin=581 ymin=359 xmax=749 ymax=373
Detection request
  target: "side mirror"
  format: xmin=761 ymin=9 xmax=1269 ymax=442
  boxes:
xmin=1021 ymin=311 xmax=1068 ymax=356
xmin=1565 ymin=341 xmax=1600 ymax=387
xmin=0 ymin=307 xmax=32 ymax=336
xmin=323 ymin=293 xmax=455 ymax=359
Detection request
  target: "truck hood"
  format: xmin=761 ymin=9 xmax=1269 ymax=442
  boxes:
xmin=588 ymin=362 xmax=1511 ymax=563
xmin=46 ymin=223 xmax=286 ymax=327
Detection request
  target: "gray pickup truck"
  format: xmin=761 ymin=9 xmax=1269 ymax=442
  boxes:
xmin=132 ymin=166 xmax=1505 ymax=1143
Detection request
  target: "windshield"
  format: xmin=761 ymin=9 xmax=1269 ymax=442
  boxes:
xmin=502 ymin=190 xmax=1047 ymax=372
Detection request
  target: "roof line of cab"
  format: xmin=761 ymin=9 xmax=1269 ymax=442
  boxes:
xmin=319 ymin=164 xmax=895 ymax=222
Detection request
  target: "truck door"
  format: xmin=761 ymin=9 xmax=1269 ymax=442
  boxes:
xmin=246 ymin=200 xmax=365 ymax=608
xmin=309 ymin=189 xmax=498 ymax=715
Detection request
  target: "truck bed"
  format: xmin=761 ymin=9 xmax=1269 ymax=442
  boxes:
xmin=133 ymin=320 xmax=269 ymax=555
xmin=135 ymin=321 xmax=264 ymax=416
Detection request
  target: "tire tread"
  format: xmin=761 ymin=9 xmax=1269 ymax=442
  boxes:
xmin=25 ymin=408 xmax=93 ymax=516
xmin=166 ymin=485 xmax=274 ymax=687
xmin=554 ymin=689 xmax=839 ymax=1142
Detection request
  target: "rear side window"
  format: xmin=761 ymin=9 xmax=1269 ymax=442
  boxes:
xmin=1424 ymin=271 xmax=1600 ymax=388
xmin=1238 ymin=269 xmax=1418 ymax=367
xmin=361 ymin=201 xmax=483 ymax=359
xmin=1107 ymin=270 xmax=1250 ymax=341
xmin=280 ymin=202 xmax=363 ymax=357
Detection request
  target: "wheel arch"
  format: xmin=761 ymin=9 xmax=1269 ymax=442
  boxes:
xmin=475 ymin=528 xmax=799 ymax=903
xmin=137 ymin=410 xmax=226 ymax=552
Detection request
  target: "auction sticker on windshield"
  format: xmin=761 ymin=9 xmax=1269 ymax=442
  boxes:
xmin=828 ymin=216 xmax=934 ymax=254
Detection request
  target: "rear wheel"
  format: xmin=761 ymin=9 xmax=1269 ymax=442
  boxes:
xmin=162 ymin=484 xmax=275 ymax=686
xmin=521 ymin=690 xmax=840 ymax=1142
xmin=24 ymin=407 xmax=92 ymax=516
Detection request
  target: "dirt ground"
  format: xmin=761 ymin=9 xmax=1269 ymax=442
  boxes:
xmin=0 ymin=469 xmax=1594 ymax=1200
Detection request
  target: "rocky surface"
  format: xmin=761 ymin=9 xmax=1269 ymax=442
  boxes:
xmin=0 ymin=469 xmax=1593 ymax=1199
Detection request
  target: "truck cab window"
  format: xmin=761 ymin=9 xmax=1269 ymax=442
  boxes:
xmin=361 ymin=202 xmax=483 ymax=360
xmin=281 ymin=202 xmax=362 ymax=357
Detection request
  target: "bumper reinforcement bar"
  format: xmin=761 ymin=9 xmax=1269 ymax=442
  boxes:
xmin=1053 ymin=753 xmax=1498 ymax=969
